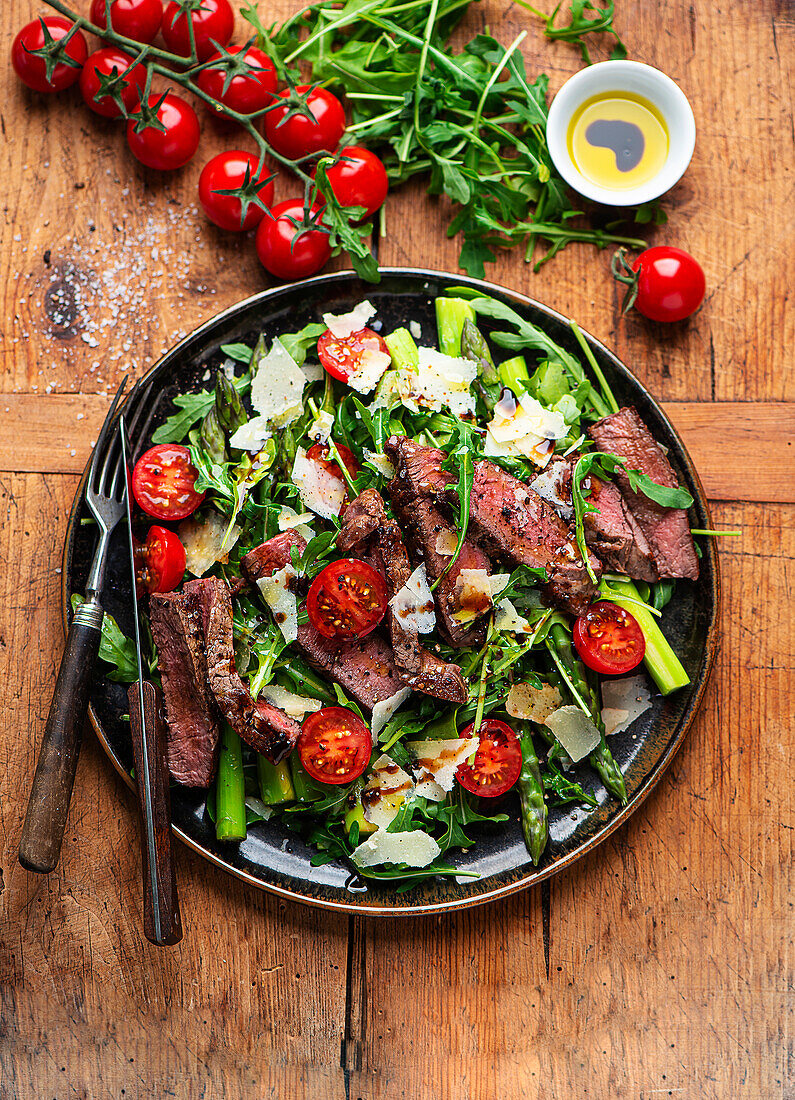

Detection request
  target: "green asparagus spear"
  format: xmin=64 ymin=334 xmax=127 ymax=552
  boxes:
xmin=436 ymin=297 xmax=476 ymax=357
xmin=200 ymin=405 xmax=227 ymax=463
xmin=518 ymin=729 xmax=548 ymax=864
xmin=215 ymin=369 xmax=246 ymax=434
xmin=460 ymin=319 xmax=498 ymax=381
xmin=599 ymin=577 xmax=690 ymax=694
xmin=497 ymin=355 xmax=530 ymax=392
xmin=385 ymin=327 xmax=419 ymax=369
xmin=216 ymin=723 xmax=247 ymax=841
xmin=257 ymin=756 xmax=295 ymax=805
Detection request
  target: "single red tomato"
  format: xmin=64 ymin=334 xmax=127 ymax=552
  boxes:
xmin=79 ymin=47 xmax=145 ymax=118
xmin=134 ymin=525 xmax=186 ymax=595
xmin=162 ymin=0 xmax=234 ymax=62
xmin=306 ymin=443 xmax=360 ymax=483
xmin=197 ymin=45 xmax=277 ymax=116
xmin=11 ymin=16 xmax=88 ymax=94
xmin=131 ymin=444 xmax=205 ymax=521
xmin=126 ymin=92 xmax=200 ymax=170
xmin=307 ymin=558 xmax=388 ymax=639
xmin=198 ymin=151 xmax=274 ymax=231
xmin=90 ymin=0 xmax=163 ymax=43
xmin=255 ymin=198 xmax=331 ymax=281
xmin=573 ymin=600 xmax=646 ymax=675
xmin=317 ymin=327 xmax=390 ymax=386
xmin=264 ymin=86 xmax=346 ymax=159
xmin=319 ymin=146 xmax=388 ymax=220
xmin=298 ymin=707 xmax=371 ymax=785
xmin=456 ymin=719 xmax=523 ymax=798
xmin=624 ymin=246 xmax=706 ymax=322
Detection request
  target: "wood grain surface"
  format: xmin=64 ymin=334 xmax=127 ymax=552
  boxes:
xmin=1 ymin=0 xmax=793 ymax=1097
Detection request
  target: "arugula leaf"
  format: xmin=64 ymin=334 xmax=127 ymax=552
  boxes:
xmin=314 ymin=160 xmax=380 ymax=283
xmin=529 ymin=0 xmax=627 ymax=66
xmin=433 ymin=421 xmax=475 ymax=587
xmin=151 ymin=373 xmax=250 ymax=444
xmin=71 ymin=595 xmax=137 ymax=682
xmin=220 ymin=342 xmax=255 ymax=364
xmin=623 ymin=468 xmax=694 ymax=509
xmin=280 ymin=323 xmax=328 ymax=367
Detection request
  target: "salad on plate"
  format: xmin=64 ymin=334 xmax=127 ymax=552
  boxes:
xmin=102 ymin=289 xmax=700 ymax=886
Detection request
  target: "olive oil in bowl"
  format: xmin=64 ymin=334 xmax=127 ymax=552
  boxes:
xmin=568 ymin=92 xmax=670 ymax=192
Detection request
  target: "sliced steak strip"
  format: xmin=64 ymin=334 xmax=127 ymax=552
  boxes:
xmin=385 ymin=436 xmax=599 ymax=616
xmin=339 ymin=489 xmax=467 ymax=704
xmin=149 ymin=590 xmax=221 ymax=788
xmin=184 ymin=577 xmax=301 ymax=763
xmin=241 ymin=530 xmax=305 ymax=584
xmin=587 ymin=406 xmax=698 ymax=580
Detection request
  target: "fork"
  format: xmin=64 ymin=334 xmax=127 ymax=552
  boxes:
xmin=19 ymin=378 xmax=154 ymax=874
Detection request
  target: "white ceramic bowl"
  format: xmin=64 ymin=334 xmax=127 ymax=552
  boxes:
xmin=546 ymin=60 xmax=696 ymax=206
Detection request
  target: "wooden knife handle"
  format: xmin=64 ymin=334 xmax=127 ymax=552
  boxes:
xmin=19 ymin=601 xmax=103 ymax=874
xmin=128 ymin=680 xmax=183 ymax=947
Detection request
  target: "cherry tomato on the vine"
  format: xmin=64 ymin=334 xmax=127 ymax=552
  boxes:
xmin=126 ymin=92 xmax=200 ymax=170
xmin=298 ymin=707 xmax=371 ymax=785
xmin=306 ymin=443 xmax=360 ymax=483
xmin=89 ymin=0 xmax=163 ymax=44
xmin=134 ymin=525 xmax=186 ymax=595
xmin=318 ymin=327 xmax=390 ymax=386
xmin=79 ymin=48 xmax=145 ymax=118
xmin=619 ymin=246 xmax=706 ymax=323
xmin=255 ymin=199 xmax=331 ymax=281
xmin=573 ymin=600 xmax=646 ymax=675
xmin=318 ymin=146 xmax=388 ymax=221
xmin=307 ymin=558 xmax=388 ymax=640
xmin=198 ymin=151 xmax=274 ymax=231
xmin=456 ymin=719 xmax=522 ymax=798
xmin=264 ymin=86 xmax=346 ymax=159
xmin=197 ymin=45 xmax=278 ymax=117
xmin=162 ymin=0 xmax=234 ymax=62
xmin=131 ymin=444 xmax=205 ymax=521
xmin=11 ymin=17 xmax=87 ymax=94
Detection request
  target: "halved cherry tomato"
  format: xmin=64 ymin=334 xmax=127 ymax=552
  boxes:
xmin=456 ymin=719 xmax=522 ymax=798
xmin=298 ymin=707 xmax=371 ymax=785
xmin=306 ymin=442 xmax=360 ymax=483
xmin=318 ymin=327 xmax=390 ymax=385
xmin=573 ymin=600 xmax=646 ymax=675
xmin=134 ymin=525 xmax=186 ymax=595
xmin=131 ymin=444 xmax=205 ymax=521
xmin=307 ymin=558 xmax=388 ymax=639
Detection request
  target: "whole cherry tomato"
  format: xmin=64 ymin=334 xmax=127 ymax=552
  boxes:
xmin=263 ymin=86 xmax=346 ymax=159
xmin=126 ymin=92 xmax=200 ymax=170
xmin=162 ymin=0 xmax=234 ymax=62
xmin=307 ymin=558 xmax=388 ymax=639
xmin=131 ymin=444 xmax=205 ymax=520
xmin=11 ymin=16 xmax=87 ymax=94
xmin=79 ymin=47 xmax=145 ymax=118
xmin=198 ymin=151 xmax=274 ymax=231
xmin=298 ymin=707 xmax=371 ymax=785
xmin=134 ymin=525 xmax=186 ymax=595
xmin=573 ymin=600 xmax=646 ymax=675
xmin=318 ymin=146 xmax=388 ymax=220
xmin=197 ymin=45 xmax=278 ymax=116
xmin=615 ymin=246 xmax=706 ymax=323
xmin=89 ymin=0 xmax=163 ymax=43
xmin=317 ymin=327 xmax=390 ymax=386
xmin=255 ymin=199 xmax=331 ymax=281
xmin=456 ymin=719 xmax=522 ymax=798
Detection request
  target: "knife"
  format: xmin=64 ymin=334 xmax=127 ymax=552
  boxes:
xmin=120 ymin=415 xmax=183 ymax=947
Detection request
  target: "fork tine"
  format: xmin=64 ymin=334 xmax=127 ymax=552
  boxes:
xmin=95 ymin=377 xmax=152 ymax=499
xmin=87 ymin=377 xmax=127 ymax=497
xmin=108 ymin=385 xmax=165 ymax=501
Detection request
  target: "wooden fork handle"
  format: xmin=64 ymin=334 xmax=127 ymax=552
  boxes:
xmin=19 ymin=601 xmax=103 ymax=874
xmin=128 ymin=680 xmax=183 ymax=947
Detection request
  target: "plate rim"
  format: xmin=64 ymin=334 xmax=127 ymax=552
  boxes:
xmin=61 ymin=267 xmax=721 ymax=916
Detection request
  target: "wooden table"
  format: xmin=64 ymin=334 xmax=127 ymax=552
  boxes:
xmin=1 ymin=1 xmax=792 ymax=1095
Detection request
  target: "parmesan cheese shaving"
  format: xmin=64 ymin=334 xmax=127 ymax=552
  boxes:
xmin=277 ymin=505 xmax=315 ymax=542
xmin=250 ymin=338 xmax=309 ymax=427
xmin=494 ymin=598 xmax=533 ymax=635
xmin=179 ymin=510 xmax=241 ymax=577
xmin=452 ymin=568 xmax=493 ymax=623
xmin=484 ymin=391 xmax=568 ymax=467
xmin=363 ymin=449 xmax=396 ymax=478
xmin=395 ymin=347 xmax=477 ymax=417
xmin=228 ymin=416 xmax=272 ymax=453
xmin=601 ymin=675 xmax=652 ymax=736
xmin=544 ymin=705 xmax=601 ymax=763
xmin=506 ymin=682 xmax=563 ymax=722
xmin=352 ymin=828 xmax=441 ymax=869
xmin=307 ymin=409 xmax=334 ymax=443
xmin=370 ymin=686 xmax=412 ymax=741
xmin=346 ymin=346 xmax=391 ymax=394
xmin=259 ymin=684 xmax=322 ymax=719
xmin=390 ymin=564 xmax=436 ymax=634
xmin=407 ymin=738 xmax=479 ymax=800
xmin=362 ymin=754 xmax=414 ymax=829
xmin=435 ymin=529 xmax=458 ymax=557
xmin=257 ymin=565 xmax=298 ymax=643
xmin=322 ymin=300 xmax=377 ymax=338
xmin=291 ymin=447 xmax=346 ymax=520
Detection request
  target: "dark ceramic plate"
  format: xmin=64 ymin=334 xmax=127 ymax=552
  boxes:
xmin=62 ymin=269 xmax=719 ymax=915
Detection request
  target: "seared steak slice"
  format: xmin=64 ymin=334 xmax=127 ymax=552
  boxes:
xmin=385 ymin=436 xmax=599 ymax=615
xmin=241 ymin=530 xmax=305 ymax=583
xmin=149 ymin=590 xmax=221 ymax=787
xmin=339 ymin=489 xmax=467 ymax=704
xmin=583 ymin=473 xmax=658 ymax=581
xmin=184 ymin=577 xmax=300 ymax=763
xmin=297 ymin=623 xmax=408 ymax=711
xmin=588 ymin=406 xmax=698 ymax=580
